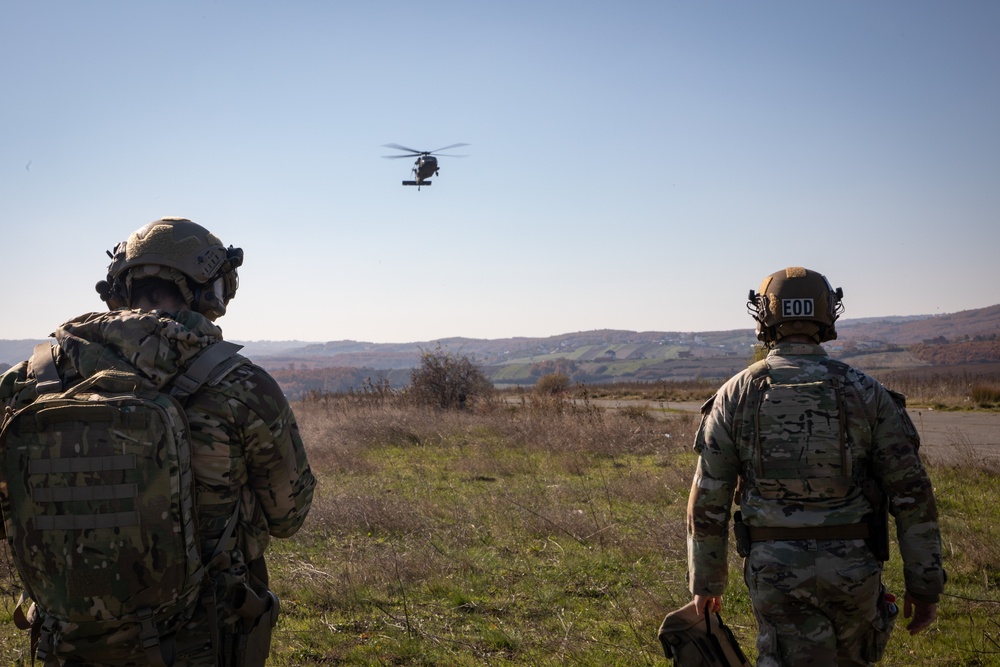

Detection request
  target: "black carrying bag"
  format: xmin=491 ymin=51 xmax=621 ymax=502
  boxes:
xmin=658 ymin=601 xmax=752 ymax=667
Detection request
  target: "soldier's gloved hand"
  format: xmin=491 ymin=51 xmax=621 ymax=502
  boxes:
xmin=904 ymin=593 xmax=937 ymax=635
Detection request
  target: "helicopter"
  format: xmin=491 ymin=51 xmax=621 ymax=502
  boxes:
xmin=382 ymin=143 xmax=469 ymax=190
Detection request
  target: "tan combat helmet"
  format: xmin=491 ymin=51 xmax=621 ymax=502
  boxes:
xmin=747 ymin=267 xmax=844 ymax=345
xmin=96 ymin=217 xmax=243 ymax=320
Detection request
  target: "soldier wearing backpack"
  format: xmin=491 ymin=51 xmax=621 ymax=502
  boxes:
xmin=0 ymin=217 xmax=316 ymax=666
xmin=685 ymin=267 xmax=945 ymax=666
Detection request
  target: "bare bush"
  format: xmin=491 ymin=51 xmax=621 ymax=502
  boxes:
xmin=409 ymin=347 xmax=494 ymax=410
xmin=971 ymin=382 xmax=1000 ymax=407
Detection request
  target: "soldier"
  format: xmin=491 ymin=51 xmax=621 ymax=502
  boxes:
xmin=0 ymin=218 xmax=316 ymax=666
xmin=686 ymin=267 xmax=944 ymax=666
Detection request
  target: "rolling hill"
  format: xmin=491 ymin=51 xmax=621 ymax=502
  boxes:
xmin=3 ymin=305 xmax=998 ymax=394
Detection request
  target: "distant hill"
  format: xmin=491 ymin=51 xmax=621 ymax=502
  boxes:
xmin=236 ymin=304 xmax=1000 ymax=393
xmin=3 ymin=305 xmax=997 ymax=395
xmin=0 ymin=340 xmax=51 ymax=370
xmin=835 ymin=305 xmax=1000 ymax=344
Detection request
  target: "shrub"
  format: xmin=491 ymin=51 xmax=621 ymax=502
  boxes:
xmin=534 ymin=372 xmax=570 ymax=396
xmin=971 ymin=382 xmax=1000 ymax=407
xmin=409 ymin=347 xmax=494 ymax=409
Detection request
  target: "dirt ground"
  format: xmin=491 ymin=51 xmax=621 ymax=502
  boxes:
xmin=584 ymin=399 xmax=1000 ymax=466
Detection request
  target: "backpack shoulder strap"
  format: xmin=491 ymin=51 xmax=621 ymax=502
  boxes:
xmin=29 ymin=343 xmax=62 ymax=394
xmin=731 ymin=359 xmax=770 ymax=494
xmin=733 ymin=359 xmax=770 ymax=442
xmin=825 ymin=358 xmax=850 ymax=386
xmin=170 ymin=341 xmax=245 ymax=400
xmin=737 ymin=359 xmax=771 ymax=419
xmin=825 ymin=358 xmax=877 ymax=431
xmin=826 ymin=358 xmax=848 ymax=374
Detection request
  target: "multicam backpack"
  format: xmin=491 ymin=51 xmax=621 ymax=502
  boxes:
xmin=0 ymin=341 xmax=244 ymax=666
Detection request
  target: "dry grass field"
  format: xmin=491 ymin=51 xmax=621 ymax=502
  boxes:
xmin=0 ymin=373 xmax=998 ymax=665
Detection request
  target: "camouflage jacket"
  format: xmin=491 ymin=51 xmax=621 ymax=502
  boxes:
xmin=0 ymin=309 xmax=316 ymax=563
xmin=687 ymin=342 xmax=944 ymax=602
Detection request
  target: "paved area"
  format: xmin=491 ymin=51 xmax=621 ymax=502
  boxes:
xmin=577 ymin=399 xmax=1000 ymax=466
xmin=906 ymin=408 xmax=1000 ymax=465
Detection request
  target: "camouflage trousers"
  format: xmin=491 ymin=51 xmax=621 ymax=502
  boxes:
xmin=744 ymin=538 xmax=883 ymax=667
xmin=50 ymin=629 xmax=217 ymax=667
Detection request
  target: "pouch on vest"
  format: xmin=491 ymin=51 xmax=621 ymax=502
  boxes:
xmin=658 ymin=601 xmax=751 ymax=667
xmin=747 ymin=362 xmax=854 ymax=501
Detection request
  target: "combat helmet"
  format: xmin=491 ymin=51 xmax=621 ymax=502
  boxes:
xmin=96 ymin=217 xmax=243 ymax=320
xmin=747 ymin=267 xmax=844 ymax=345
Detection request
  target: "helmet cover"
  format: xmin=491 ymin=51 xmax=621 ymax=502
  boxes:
xmin=747 ymin=267 xmax=844 ymax=344
xmin=96 ymin=217 xmax=243 ymax=320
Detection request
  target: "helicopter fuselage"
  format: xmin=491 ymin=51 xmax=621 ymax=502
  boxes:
xmin=412 ymin=155 xmax=439 ymax=182
xmin=383 ymin=142 xmax=467 ymax=190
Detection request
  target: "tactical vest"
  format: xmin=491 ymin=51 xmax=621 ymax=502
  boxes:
xmin=736 ymin=358 xmax=875 ymax=503
xmin=0 ymin=341 xmax=245 ymax=667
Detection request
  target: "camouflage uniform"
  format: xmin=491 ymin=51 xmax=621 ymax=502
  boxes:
xmin=0 ymin=308 xmax=316 ymax=666
xmin=687 ymin=342 xmax=944 ymax=666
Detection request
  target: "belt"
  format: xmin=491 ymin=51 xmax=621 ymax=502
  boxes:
xmin=747 ymin=523 xmax=870 ymax=542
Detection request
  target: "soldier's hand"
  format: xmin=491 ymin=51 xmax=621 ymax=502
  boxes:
xmin=904 ymin=593 xmax=937 ymax=635
xmin=693 ymin=594 xmax=722 ymax=616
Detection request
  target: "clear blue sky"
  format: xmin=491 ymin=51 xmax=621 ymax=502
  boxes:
xmin=3 ymin=1 xmax=998 ymax=343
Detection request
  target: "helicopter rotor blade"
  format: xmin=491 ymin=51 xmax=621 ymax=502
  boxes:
xmin=382 ymin=143 xmax=424 ymax=154
xmin=427 ymin=143 xmax=470 ymax=154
